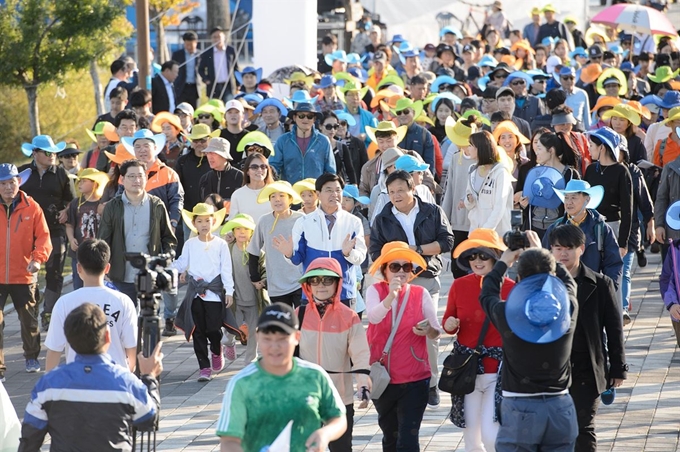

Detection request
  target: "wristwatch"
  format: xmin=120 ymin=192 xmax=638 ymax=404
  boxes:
xmin=416 ymin=245 xmax=423 ymax=255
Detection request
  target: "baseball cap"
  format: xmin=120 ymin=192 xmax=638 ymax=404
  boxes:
xmin=424 ymin=43 xmax=436 ymax=51
xmin=174 ymin=102 xmax=195 ymax=117
xmin=374 ymin=51 xmax=387 ymax=63
xmin=225 ymin=99 xmax=244 ymax=113
xmin=467 ymin=66 xmax=481 ymax=81
xmin=589 ymin=46 xmax=603 ymax=58
xmin=496 ymin=86 xmax=515 ymax=99
xmin=462 ymin=44 xmax=474 ymax=54
xmin=257 ymin=303 xmax=299 ymax=334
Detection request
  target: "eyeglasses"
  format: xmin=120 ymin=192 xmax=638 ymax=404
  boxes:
xmin=511 ymin=80 xmax=526 ymax=86
xmin=307 ymin=276 xmax=338 ymax=286
xmin=296 ymin=113 xmax=316 ymax=120
xmin=560 ymin=76 xmax=575 ymax=81
xmin=249 ymin=164 xmax=268 ymax=171
xmin=395 ymin=109 xmax=411 ymax=116
xmin=388 ymin=262 xmax=414 ymax=273
xmin=192 ymin=138 xmax=208 ymax=144
xmin=323 ymin=124 xmax=340 ymax=130
xmin=197 ymin=114 xmax=213 ymax=120
xmin=467 ymin=252 xmax=493 ymax=262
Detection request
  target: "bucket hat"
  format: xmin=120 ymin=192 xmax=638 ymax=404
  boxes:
xmin=523 ymin=166 xmax=566 ymax=209
xmin=121 ymin=129 xmax=166 ymax=157
xmin=257 ymin=180 xmax=302 ymax=204
xmin=569 ymin=47 xmax=588 ymax=60
xmin=368 ymin=241 xmax=427 ymax=281
xmin=21 ymin=135 xmax=66 ymax=158
xmin=395 ymin=154 xmax=428 ymax=174
xmin=236 ymin=131 xmax=274 ymax=157
xmin=342 ymin=184 xmax=370 ymax=205
xmin=203 ymin=137 xmax=232 ymax=160
xmin=86 ymin=122 xmax=119 ymax=143
xmin=234 ymin=66 xmax=263 ymax=85
xmin=365 ymin=121 xmax=408 ymax=145
xmin=554 ymin=180 xmax=605 ymax=209
xmin=287 ymin=102 xmax=322 ymax=121
xmin=588 ymin=127 xmax=621 ymax=159
xmin=76 ymin=168 xmax=110 ymax=198
xmin=430 ymin=92 xmax=463 ymax=113
xmin=253 ymin=98 xmax=288 ymax=117
xmin=551 ymin=112 xmax=578 ymax=126
xmin=220 ymin=213 xmax=256 ymax=235
xmin=478 ymin=55 xmax=498 ymax=68
xmin=506 ymin=273 xmax=571 ymax=343
xmin=182 ymin=203 xmax=228 ymax=234
xmin=0 ymin=164 xmax=31 ymax=186
xmin=452 ymin=228 xmax=506 ymax=270
xmin=665 ymin=201 xmax=680 ymax=231
xmin=380 ymin=148 xmax=404 ymax=169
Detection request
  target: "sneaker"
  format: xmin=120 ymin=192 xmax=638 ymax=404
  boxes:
xmin=224 ymin=344 xmax=236 ymax=361
xmin=162 ymin=318 xmax=177 ymax=337
xmin=26 ymin=359 xmax=40 ymax=373
xmin=650 ymin=241 xmax=661 ymax=254
xmin=636 ymin=249 xmax=647 ymax=267
xmin=427 ymin=386 xmax=440 ymax=408
xmin=623 ymin=310 xmax=632 ymax=326
xmin=197 ymin=368 xmax=212 ymax=382
xmin=212 ymin=347 xmax=225 ymax=372
xmin=41 ymin=312 xmax=51 ymax=332
xmin=601 ymin=388 xmax=616 ymax=405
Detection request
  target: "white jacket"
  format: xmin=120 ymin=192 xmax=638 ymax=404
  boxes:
xmin=464 ymin=162 xmax=514 ymax=234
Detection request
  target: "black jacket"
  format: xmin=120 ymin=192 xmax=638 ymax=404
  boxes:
xmin=198 ymin=45 xmax=239 ymax=96
xmin=628 ymin=162 xmax=654 ymax=251
xmin=370 ymin=196 xmax=454 ymax=278
xmin=343 ymin=135 xmax=369 ymax=185
xmin=333 ymin=141 xmax=357 ymax=185
xmin=480 ymin=261 xmax=579 ymax=394
xmin=573 ymin=263 xmax=627 ymax=394
xmin=175 ymin=150 xmax=212 ymax=211
xmin=18 ymin=162 xmax=75 ymax=234
xmin=171 ymin=47 xmax=199 ymax=99
xmin=151 ymin=74 xmax=174 ymax=114
xmin=199 ymin=164 xmax=244 ymax=202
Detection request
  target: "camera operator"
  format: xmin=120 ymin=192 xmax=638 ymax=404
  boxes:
xmin=19 ymin=303 xmax=163 ymax=452
xmin=479 ymin=229 xmax=580 ymax=451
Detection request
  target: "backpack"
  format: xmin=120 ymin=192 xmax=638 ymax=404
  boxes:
xmin=554 ymin=215 xmax=607 ymax=265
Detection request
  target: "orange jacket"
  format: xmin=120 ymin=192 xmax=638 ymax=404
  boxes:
xmin=0 ymin=191 xmax=52 ymax=284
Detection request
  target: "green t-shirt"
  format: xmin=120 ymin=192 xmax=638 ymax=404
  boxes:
xmin=216 ymin=357 xmax=345 ymax=452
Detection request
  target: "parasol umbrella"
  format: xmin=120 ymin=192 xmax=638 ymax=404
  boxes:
xmin=591 ymin=3 xmax=677 ymax=36
xmin=266 ymin=65 xmax=318 ymax=84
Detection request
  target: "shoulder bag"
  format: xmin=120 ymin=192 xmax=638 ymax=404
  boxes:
xmin=438 ymin=317 xmax=490 ymax=395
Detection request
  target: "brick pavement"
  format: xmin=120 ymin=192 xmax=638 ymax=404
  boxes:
xmin=2 ymin=252 xmax=679 ymax=451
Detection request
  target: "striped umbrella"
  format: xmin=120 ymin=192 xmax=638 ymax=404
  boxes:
xmin=591 ymin=3 xmax=677 ymax=36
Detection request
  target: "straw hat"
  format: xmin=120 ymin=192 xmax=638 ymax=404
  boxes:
xmin=104 ymin=144 xmax=136 ymax=165
xmin=257 ymin=180 xmax=302 ymax=204
xmin=186 ymin=124 xmax=214 ymax=141
xmin=220 ymin=213 xmax=256 ymax=235
xmin=76 ymin=168 xmax=110 ymax=198
xmin=647 ymin=66 xmax=680 ymax=84
xmin=181 ymin=203 xmax=228 ymax=234
xmin=579 ymin=63 xmax=603 ymax=85
xmin=390 ymin=98 xmax=424 ymax=119
xmin=625 ymin=101 xmax=651 ymax=120
xmin=584 ymin=25 xmax=610 ymax=48
xmin=365 ymin=121 xmax=408 ymax=145
xmin=596 ymin=68 xmax=627 ymax=96
xmin=445 ymin=116 xmax=478 ymax=147
xmin=150 ymin=111 xmax=183 ymax=133
xmin=86 ymin=122 xmax=119 ymax=143
xmin=292 ymin=178 xmax=318 ymax=196
xmin=493 ymin=120 xmax=530 ymax=145
xmin=590 ymin=96 xmax=622 ymax=113
xmin=368 ymin=241 xmax=427 ymax=281
xmin=601 ymin=104 xmax=641 ymax=126
xmin=236 ymin=131 xmax=274 ymax=157
xmin=661 ymin=106 xmax=680 ymax=125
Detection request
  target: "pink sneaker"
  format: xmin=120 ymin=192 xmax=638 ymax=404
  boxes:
xmin=224 ymin=344 xmax=236 ymax=361
xmin=212 ymin=347 xmax=225 ymax=372
xmin=197 ymin=368 xmax=212 ymax=382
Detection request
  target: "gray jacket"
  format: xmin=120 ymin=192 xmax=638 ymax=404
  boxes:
xmin=655 ymin=157 xmax=680 ymax=241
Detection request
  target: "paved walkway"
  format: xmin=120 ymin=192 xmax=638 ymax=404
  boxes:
xmin=3 ymin=252 xmax=679 ymax=451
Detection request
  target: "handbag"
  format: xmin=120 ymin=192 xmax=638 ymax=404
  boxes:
xmin=438 ymin=317 xmax=491 ymax=395
xmin=369 ymin=287 xmax=410 ymax=400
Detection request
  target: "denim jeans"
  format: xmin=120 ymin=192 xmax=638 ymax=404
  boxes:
xmin=373 ymin=378 xmax=430 ymax=452
xmin=621 ymin=251 xmax=635 ymax=311
xmin=163 ymin=291 xmax=179 ymax=320
xmin=496 ymin=394 xmax=578 ymax=452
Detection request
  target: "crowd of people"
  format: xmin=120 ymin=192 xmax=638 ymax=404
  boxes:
xmin=3 ymin=2 xmax=680 ymax=451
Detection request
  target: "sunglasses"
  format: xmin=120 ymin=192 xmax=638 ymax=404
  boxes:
xmin=249 ymin=164 xmax=268 ymax=171
xmin=38 ymin=150 xmax=56 ymax=156
xmin=296 ymin=113 xmax=316 ymax=120
xmin=323 ymin=124 xmax=340 ymax=130
xmin=467 ymin=252 xmax=493 ymax=262
xmin=494 ymin=73 xmax=509 ymax=80
xmin=395 ymin=109 xmax=411 ymax=116
xmin=307 ymin=276 xmax=338 ymax=286
xmin=535 ymin=79 xmax=547 ymax=84
xmin=438 ymin=84 xmax=453 ymax=91
xmin=339 ymin=121 xmax=348 ymax=127
xmin=197 ymin=114 xmax=213 ymax=120
xmin=561 ymin=76 xmax=575 ymax=81
xmin=388 ymin=262 xmax=414 ymax=273
xmin=60 ymin=154 xmax=78 ymax=159
xmin=511 ymin=80 xmax=526 ymax=86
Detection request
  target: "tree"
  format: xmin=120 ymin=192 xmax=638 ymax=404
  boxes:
xmin=206 ymin=0 xmax=230 ymax=35
xmin=149 ymin=0 xmax=199 ymax=64
xmin=0 ymin=0 xmax=131 ymax=136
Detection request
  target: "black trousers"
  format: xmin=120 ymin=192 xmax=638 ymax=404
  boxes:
xmin=0 ymin=283 xmax=41 ymax=373
xmin=191 ymin=297 xmax=223 ymax=369
xmin=270 ymin=289 xmax=302 ymax=308
xmin=41 ymin=233 xmax=67 ymax=313
xmin=373 ymin=378 xmax=430 ymax=452
xmin=177 ymin=83 xmax=199 ymax=109
xmin=329 ymin=403 xmax=354 ymax=452
xmin=569 ymin=368 xmax=600 ymax=452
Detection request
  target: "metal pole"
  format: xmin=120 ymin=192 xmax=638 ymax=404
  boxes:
xmin=137 ymin=0 xmax=152 ymax=90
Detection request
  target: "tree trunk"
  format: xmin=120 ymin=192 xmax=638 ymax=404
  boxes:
xmin=206 ymin=0 xmax=230 ymax=35
xmin=90 ymin=60 xmax=104 ymax=116
xmin=24 ymin=85 xmax=40 ymax=136
xmin=155 ymin=19 xmax=170 ymax=64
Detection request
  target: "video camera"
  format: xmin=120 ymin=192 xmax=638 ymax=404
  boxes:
xmin=503 ymin=210 xmax=530 ymax=251
xmin=125 ymin=252 xmax=177 ymax=451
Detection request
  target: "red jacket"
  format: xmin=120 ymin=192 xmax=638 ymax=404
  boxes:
xmin=443 ymin=273 xmax=514 ymax=373
xmin=0 ymin=191 xmax=52 ymax=284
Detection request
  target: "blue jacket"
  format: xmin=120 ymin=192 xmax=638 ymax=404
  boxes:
xmin=543 ymin=209 xmax=623 ymax=289
xmin=289 ymin=208 xmax=367 ymax=301
xmin=342 ymin=106 xmax=378 ymax=147
xmin=399 ymin=122 xmax=435 ymax=173
xmin=19 ymin=354 xmax=159 ymax=452
xmin=270 ymin=126 xmax=336 ymax=184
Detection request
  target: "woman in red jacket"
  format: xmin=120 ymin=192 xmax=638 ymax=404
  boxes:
xmin=443 ymin=228 xmax=515 ymax=452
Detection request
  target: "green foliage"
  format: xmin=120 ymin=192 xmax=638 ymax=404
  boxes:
xmin=0 ymin=0 xmax=131 ymax=87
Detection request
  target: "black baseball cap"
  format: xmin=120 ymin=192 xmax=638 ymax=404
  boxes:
xmin=588 ymin=46 xmax=603 ymax=58
xmin=257 ymin=303 xmax=299 ymax=334
xmin=467 ymin=66 xmax=481 ymax=81
xmin=483 ymin=86 xmax=499 ymax=99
